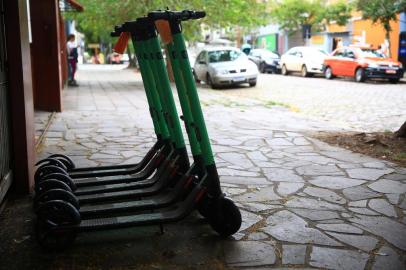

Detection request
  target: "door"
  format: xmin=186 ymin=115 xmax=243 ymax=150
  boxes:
xmin=194 ymin=51 xmax=207 ymax=81
xmin=0 ymin=0 xmax=13 ymax=204
xmin=330 ymin=49 xmax=345 ymax=76
xmin=342 ymin=49 xmax=358 ymax=77
xmin=283 ymin=48 xmax=297 ymax=71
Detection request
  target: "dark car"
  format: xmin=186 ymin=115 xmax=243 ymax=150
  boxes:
xmin=248 ymin=49 xmax=281 ymax=73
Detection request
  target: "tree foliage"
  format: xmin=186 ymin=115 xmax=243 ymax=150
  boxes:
xmin=66 ymin=0 xmax=267 ymax=44
xmin=269 ymin=0 xmax=352 ymax=34
xmin=356 ymin=0 xmax=406 ymax=56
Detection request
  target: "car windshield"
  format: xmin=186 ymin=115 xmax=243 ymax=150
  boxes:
xmin=359 ymin=48 xmax=386 ymax=58
xmin=305 ymin=49 xmax=327 ymax=57
xmin=260 ymin=50 xmax=279 ymax=58
xmin=208 ymin=50 xmax=244 ymax=63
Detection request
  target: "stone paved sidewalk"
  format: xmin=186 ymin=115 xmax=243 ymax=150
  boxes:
xmin=2 ymin=65 xmax=405 ymax=270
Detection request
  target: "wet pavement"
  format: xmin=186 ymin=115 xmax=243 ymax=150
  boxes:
xmin=1 ymin=64 xmax=405 ymax=269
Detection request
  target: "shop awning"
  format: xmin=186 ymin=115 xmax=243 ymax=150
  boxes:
xmin=59 ymin=0 xmax=84 ymax=12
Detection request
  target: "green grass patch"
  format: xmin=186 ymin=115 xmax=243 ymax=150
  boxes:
xmin=394 ymin=152 xmax=406 ymax=161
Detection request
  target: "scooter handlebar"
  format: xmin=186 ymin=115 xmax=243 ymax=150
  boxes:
xmin=111 ymin=25 xmax=125 ymax=37
xmin=148 ymin=10 xmax=206 ymax=21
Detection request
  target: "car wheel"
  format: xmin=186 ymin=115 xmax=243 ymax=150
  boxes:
xmin=249 ymin=80 xmax=257 ymax=87
xmin=325 ymin=66 xmax=334 ymax=80
xmin=355 ymin=68 xmax=366 ymax=82
xmin=301 ymin=65 xmax=309 ymax=77
xmin=259 ymin=62 xmax=265 ymax=73
xmin=389 ymin=78 xmax=399 ymax=84
xmin=281 ymin=64 xmax=289 ymax=76
xmin=206 ymin=73 xmax=217 ymax=89
xmin=193 ymin=70 xmax=201 ymax=83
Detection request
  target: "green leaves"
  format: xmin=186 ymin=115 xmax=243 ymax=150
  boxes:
xmin=269 ymin=0 xmax=353 ymax=34
xmin=65 ymin=0 xmax=268 ymax=44
xmin=356 ymin=0 xmax=405 ymax=32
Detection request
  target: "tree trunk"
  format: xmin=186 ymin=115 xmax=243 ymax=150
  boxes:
xmin=384 ymin=22 xmax=391 ymax=58
xmin=395 ymin=121 xmax=406 ymax=138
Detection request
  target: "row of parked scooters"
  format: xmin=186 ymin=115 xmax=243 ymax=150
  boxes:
xmin=32 ymin=10 xmax=242 ymax=250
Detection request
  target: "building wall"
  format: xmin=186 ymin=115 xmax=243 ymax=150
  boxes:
xmin=352 ymin=16 xmax=400 ymax=59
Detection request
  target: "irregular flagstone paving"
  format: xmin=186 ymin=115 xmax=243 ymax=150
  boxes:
xmin=11 ymin=66 xmax=406 ymax=269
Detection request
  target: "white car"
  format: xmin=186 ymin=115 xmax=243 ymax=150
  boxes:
xmin=280 ymin=46 xmax=327 ymax=77
xmin=193 ymin=47 xmax=258 ymax=88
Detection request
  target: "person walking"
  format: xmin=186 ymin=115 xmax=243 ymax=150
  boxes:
xmin=67 ymin=34 xmax=79 ymax=86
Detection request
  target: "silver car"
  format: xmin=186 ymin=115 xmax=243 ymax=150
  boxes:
xmin=193 ymin=47 xmax=258 ymax=89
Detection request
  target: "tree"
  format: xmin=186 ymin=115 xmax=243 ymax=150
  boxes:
xmin=396 ymin=121 xmax=406 ymax=138
xmin=356 ymin=0 xmax=406 ymax=57
xmin=269 ymin=0 xmax=352 ymax=35
xmin=66 ymin=0 xmax=267 ymax=45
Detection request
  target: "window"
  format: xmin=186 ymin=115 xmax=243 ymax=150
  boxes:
xmin=345 ymin=50 xmax=356 ymax=59
xmin=333 ymin=49 xmax=345 ymax=57
xmin=207 ymin=50 xmax=244 ymax=63
xmin=196 ymin=51 xmax=206 ymax=64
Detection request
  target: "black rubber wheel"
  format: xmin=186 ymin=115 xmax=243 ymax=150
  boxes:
xmin=281 ymin=64 xmax=289 ymax=76
xmin=325 ymin=66 xmax=334 ymax=79
xmin=48 ymin=154 xmax=76 ymax=170
xmin=34 ymin=188 xmax=80 ymax=211
xmin=355 ymin=68 xmax=366 ymax=82
xmin=34 ymin=165 xmax=69 ymax=184
xmin=259 ymin=62 xmax=266 ymax=73
xmin=40 ymin=173 xmax=76 ymax=191
xmin=208 ymin=197 xmax=242 ymax=237
xmin=389 ymin=78 xmax=399 ymax=84
xmin=206 ymin=73 xmax=217 ymax=89
xmin=193 ymin=70 xmax=201 ymax=83
xmin=36 ymin=200 xmax=80 ymax=251
xmin=301 ymin=65 xmax=309 ymax=77
xmin=35 ymin=158 xmax=67 ymax=171
xmin=249 ymin=80 xmax=257 ymax=87
xmin=35 ymin=179 xmax=72 ymax=197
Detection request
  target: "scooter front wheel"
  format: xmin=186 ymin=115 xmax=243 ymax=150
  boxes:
xmin=208 ymin=197 xmax=242 ymax=237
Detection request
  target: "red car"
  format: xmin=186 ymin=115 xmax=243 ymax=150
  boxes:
xmin=323 ymin=46 xmax=404 ymax=83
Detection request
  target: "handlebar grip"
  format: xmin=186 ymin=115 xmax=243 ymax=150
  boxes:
xmin=148 ymin=10 xmax=168 ymax=21
xmin=148 ymin=10 xmax=205 ymax=21
xmin=193 ymin=11 xmax=206 ymax=19
xmin=110 ymin=31 xmax=120 ymax=37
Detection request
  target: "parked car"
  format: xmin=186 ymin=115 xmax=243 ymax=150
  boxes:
xmin=248 ymin=49 xmax=281 ymax=73
xmin=323 ymin=46 xmax=404 ymax=83
xmin=280 ymin=46 xmax=327 ymax=77
xmin=193 ymin=47 xmax=258 ymax=89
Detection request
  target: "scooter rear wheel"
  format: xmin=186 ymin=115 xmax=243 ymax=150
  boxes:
xmin=48 ymin=154 xmax=76 ymax=170
xmin=40 ymin=173 xmax=76 ymax=191
xmin=35 ymin=165 xmax=68 ymax=184
xmin=34 ymin=189 xmax=80 ymax=211
xmin=35 ymin=158 xmax=67 ymax=171
xmin=35 ymin=179 xmax=72 ymax=197
xmin=208 ymin=197 xmax=241 ymax=237
xmin=36 ymin=200 xmax=80 ymax=251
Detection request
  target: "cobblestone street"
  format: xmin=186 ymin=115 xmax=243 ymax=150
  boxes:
xmin=215 ymin=73 xmax=406 ymax=132
xmin=2 ymin=65 xmax=405 ymax=269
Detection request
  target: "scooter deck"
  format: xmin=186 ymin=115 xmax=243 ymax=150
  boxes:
xmin=72 ymin=146 xmax=172 ymax=187
xmin=74 ymin=157 xmax=173 ymax=196
xmin=79 ymin=165 xmax=197 ymax=217
xmin=76 ymin=156 xmax=180 ymax=204
xmin=69 ymin=140 xmax=163 ymax=174
xmin=70 ymin=143 xmax=171 ymax=181
xmin=78 ymin=182 xmax=201 ymax=232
